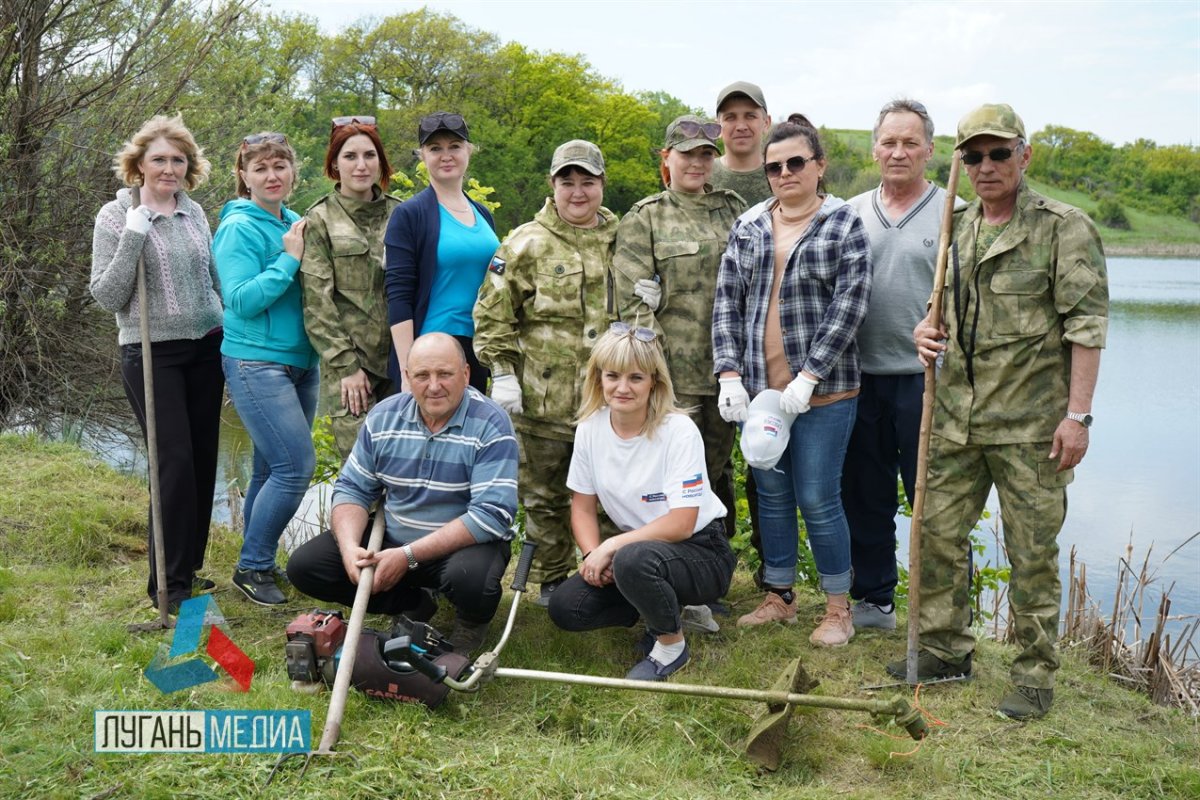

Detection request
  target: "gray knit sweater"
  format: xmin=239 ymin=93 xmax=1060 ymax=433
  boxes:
xmin=90 ymin=188 xmax=224 ymax=345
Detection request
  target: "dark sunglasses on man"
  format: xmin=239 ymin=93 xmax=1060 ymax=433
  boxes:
xmin=961 ymin=144 xmax=1022 ymax=166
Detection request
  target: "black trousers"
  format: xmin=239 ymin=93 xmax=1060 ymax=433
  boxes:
xmin=841 ymin=372 xmax=922 ymax=606
xmin=120 ymin=332 xmax=225 ymax=603
xmin=286 ymin=524 xmax=511 ymax=624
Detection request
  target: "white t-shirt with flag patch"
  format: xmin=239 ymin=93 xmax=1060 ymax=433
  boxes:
xmin=567 ymin=409 xmax=726 ymax=533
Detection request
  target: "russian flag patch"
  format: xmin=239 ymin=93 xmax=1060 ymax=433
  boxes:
xmin=488 ymin=256 xmax=506 ymax=275
xmin=682 ymin=473 xmax=703 ymax=489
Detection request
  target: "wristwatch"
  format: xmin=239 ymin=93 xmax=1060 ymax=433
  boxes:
xmin=401 ymin=544 xmax=419 ymax=571
xmin=1065 ymin=411 xmax=1094 ymax=428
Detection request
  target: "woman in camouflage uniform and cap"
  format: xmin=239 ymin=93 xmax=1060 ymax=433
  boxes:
xmin=474 ymin=140 xmax=619 ymax=606
xmin=301 ymin=116 xmax=401 ymax=459
xmin=612 ymin=116 xmax=746 ymax=543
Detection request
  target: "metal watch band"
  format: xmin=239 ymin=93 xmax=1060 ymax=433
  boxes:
xmin=402 ymin=544 xmax=419 ymax=570
xmin=1065 ymin=411 xmax=1093 ymax=427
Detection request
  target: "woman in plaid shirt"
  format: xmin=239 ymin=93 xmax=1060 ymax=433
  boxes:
xmin=712 ymin=114 xmax=872 ymax=647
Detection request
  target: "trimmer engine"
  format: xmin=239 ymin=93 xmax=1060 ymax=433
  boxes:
xmin=285 ymin=609 xmax=347 ymax=684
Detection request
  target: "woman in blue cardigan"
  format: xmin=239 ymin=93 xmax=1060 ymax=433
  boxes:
xmin=214 ymin=132 xmax=317 ymax=607
xmin=384 ymin=112 xmax=497 ymax=393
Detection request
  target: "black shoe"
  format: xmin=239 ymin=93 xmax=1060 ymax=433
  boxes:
xmin=409 ymin=588 xmax=439 ymax=623
xmin=999 ymin=686 xmax=1053 ymax=720
xmin=270 ymin=564 xmax=291 ymax=587
xmin=532 ymin=577 xmax=565 ymax=609
xmin=192 ymin=575 xmax=216 ymax=592
xmin=233 ymin=567 xmax=286 ymax=606
xmin=449 ymin=618 xmax=491 ymax=655
xmin=885 ymin=650 xmax=973 ymax=681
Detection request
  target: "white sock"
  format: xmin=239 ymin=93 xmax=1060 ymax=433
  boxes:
xmin=648 ymin=637 xmax=686 ymax=664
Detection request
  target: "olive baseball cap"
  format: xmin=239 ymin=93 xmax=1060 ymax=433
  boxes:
xmin=664 ymin=115 xmax=721 ymax=152
xmin=550 ymin=139 xmax=605 ymax=176
xmin=716 ymin=81 xmax=768 ymax=113
xmin=956 ymin=103 xmax=1026 ymax=148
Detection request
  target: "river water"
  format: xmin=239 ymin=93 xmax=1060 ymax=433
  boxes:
xmin=85 ymin=256 xmax=1200 ymax=628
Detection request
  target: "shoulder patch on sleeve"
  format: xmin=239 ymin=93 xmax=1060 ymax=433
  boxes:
xmin=488 ymin=255 xmax=506 ymax=275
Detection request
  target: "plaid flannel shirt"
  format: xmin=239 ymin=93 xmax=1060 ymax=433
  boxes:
xmin=712 ymin=195 xmax=872 ymax=397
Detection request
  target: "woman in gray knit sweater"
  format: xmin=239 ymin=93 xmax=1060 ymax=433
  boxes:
xmin=90 ymin=114 xmax=225 ymax=614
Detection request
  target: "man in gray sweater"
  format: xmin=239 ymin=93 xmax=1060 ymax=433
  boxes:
xmin=842 ymin=99 xmax=957 ymax=629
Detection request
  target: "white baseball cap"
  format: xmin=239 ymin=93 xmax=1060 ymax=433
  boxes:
xmin=740 ymin=390 xmax=797 ymax=471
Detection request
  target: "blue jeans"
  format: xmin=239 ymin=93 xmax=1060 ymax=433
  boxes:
xmin=223 ymin=356 xmax=318 ymax=571
xmin=751 ymin=397 xmax=857 ymax=594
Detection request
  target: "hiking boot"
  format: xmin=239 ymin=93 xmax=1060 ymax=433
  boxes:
xmin=232 ymin=567 xmax=286 ymax=606
xmin=852 ymin=600 xmax=897 ymax=631
xmin=737 ymin=592 xmax=797 ymax=627
xmin=885 ymin=649 xmax=973 ymax=681
xmin=681 ymin=604 xmax=720 ymax=634
xmin=810 ymin=599 xmax=854 ymax=647
xmin=626 ymin=642 xmax=690 ymax=681
xmin=999 ymin=686 xmax=1053 ymax=720
xmin=531 ymin=577 xmax=565 ymax=609
xmin=449 ymin=618 xmax=491 ymax=655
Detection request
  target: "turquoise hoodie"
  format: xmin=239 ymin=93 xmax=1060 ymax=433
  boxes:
xmin=214 ymin=198 xmax=317 ymax=369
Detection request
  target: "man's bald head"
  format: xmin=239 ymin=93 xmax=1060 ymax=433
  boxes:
xmin=407 ymin=333 xmax=470 ymax=431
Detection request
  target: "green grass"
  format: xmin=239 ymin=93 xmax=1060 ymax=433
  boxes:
xmin=1 ymin=433 xmax=1197 ymax=799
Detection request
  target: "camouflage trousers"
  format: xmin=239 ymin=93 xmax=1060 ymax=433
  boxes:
xmin=919 ymin=436 xmax=1072 ymax=688
xmin=677 ymin=393 xmax=738 ymax=539
xmin=324 ymin=370 xmax=393 ymax=461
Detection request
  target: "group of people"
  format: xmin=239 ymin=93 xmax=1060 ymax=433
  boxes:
xmin=91 ymin=81 xmax=1108 ymax=718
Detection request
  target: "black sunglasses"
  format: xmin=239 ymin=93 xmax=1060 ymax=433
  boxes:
xmin=332 ymin=115 xmax=376 ymax=131
xmin=420 ymin=112 xmax=466 ymax=133
xmin=764 ymin=155 xmax=816 ymax=178
xmin=961 ymin=145 xmax=1022 ymax=166
xmin=675 ymin=120 xmax=721 ymax=141
xmin=610 ymin=321 xmax=657 ymax=343
xmin=241 ymin=132 xmax=287 ymax=147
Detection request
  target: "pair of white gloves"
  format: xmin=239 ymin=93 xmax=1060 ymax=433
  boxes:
xmin=125 ymin=205 xmax=155 ymax=235
xmin=718 ymin=373 xmax=819 ymax=422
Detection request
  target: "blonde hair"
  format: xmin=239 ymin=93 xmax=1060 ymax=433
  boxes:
xmin=113 ymin=114 xmax=210 ymax=190
xmin=235 ymin=134 xmax=298 ymax=198
xmin=576 ymin=327 xmax=687 ymax=438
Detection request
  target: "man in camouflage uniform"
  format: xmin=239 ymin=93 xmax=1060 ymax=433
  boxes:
xmin=301 ymin=188 xmax=401 ymax=459
xmin=474 ymin=140 xmax=619 ymax=605
xmin=888 ymin=104 xmax=1108 ymax=720
xmin=612 ymin=117 xmax=745 ymax=540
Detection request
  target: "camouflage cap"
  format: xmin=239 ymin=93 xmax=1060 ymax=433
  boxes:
xmin=716 ymin=81 xmax=768 ymax=113
xmin=664 ymin=115 xmax=721 ymax=153
xmin=550 ymin=139 xmax=605 ymax=176
xmin=956 ymin=103 xmax=1026 ymax=148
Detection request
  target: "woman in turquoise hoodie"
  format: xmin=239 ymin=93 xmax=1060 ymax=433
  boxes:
xmin=214 ymin=132 xmax=317 ymax=607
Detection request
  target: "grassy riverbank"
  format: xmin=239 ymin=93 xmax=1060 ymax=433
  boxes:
xmin=1 ymin=433 xmax=1197 ymax=799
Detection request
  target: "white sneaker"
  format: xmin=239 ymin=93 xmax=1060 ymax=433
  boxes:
xmin=681 ymin=604 xmax=720 ymax=634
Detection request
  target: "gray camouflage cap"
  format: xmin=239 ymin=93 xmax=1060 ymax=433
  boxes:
xmin=716 ymin=81 xmax=768 ymax=113
xmin=550 ymin=139 xmax=605 ymax=176
xmin=664 ymin=115 xmax=721 ymax=152
xmin=956 ymin=103 xmax=1026 ymax=148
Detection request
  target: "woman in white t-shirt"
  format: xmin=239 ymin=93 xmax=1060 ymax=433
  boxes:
xmin=547 ymin=323 xmax=736 ymax=681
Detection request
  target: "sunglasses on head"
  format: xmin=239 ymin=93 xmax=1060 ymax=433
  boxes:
xmin=763 ymin=155 xmax=816 ymax=178
xmin=609 ymin=321 xmax=657 ymax=343
xmin=961 ymin=144 xmax=1022 ymax=166
xmin=420 ymin=112 xmax=466 ymax=133
xmin=332 ymin=115 xmax=376 ymax=131
xmin=242 ymin=132 xmax=287 ymax=147
xmin=675 ymin=120 xmax=721 ymax=141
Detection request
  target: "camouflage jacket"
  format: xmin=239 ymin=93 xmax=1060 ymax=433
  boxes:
xmin=936 ymin=182 xmax=1108 ymax=445
xmin=301 ymin=189 xmax=401 ymax=382
xmin=612 ymin=188 xmax=745 ymax=395
xmin=474 ymin=198 xmax=619 ymax=441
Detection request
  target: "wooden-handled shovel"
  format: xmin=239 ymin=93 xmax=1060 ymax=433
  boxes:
xmin=905 ymin=155 xmax=962 ymax=684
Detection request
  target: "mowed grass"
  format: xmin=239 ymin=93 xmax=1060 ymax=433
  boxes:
xmin=0 ymin=433 xmax=1197 ymax=799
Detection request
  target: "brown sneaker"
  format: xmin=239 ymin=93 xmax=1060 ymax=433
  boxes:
xmin=809 ymin=599 xmax=854 ymax=647
xmin=737 ymin=592 xmax=797 ymax=627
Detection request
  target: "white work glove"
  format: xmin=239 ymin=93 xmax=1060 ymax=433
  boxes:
xmin=633 ymin=277 xmax=662 ymax=311
xmin=717 ymin=376 xmax=750 ymax=423
xmin=490 ymin=373 xmax=523 ymax=415
xmin=125 ymin=205 xmax=153 ymax=235
xmin=779 ymin=373 xmax=819 ymax=415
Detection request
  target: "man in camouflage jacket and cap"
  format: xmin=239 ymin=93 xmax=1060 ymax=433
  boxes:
xmin=474 ymin=140 xmax=619 ymax=605
xmin=888 ymin=103 xmax=1108 ymax=720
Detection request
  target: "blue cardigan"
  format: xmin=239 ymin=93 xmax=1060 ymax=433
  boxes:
xmin=384 ymin=186 xmax=496 ymax=336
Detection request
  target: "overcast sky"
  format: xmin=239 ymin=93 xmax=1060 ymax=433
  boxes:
xmin=263 ymin=0 xmax=1199 ymax=146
